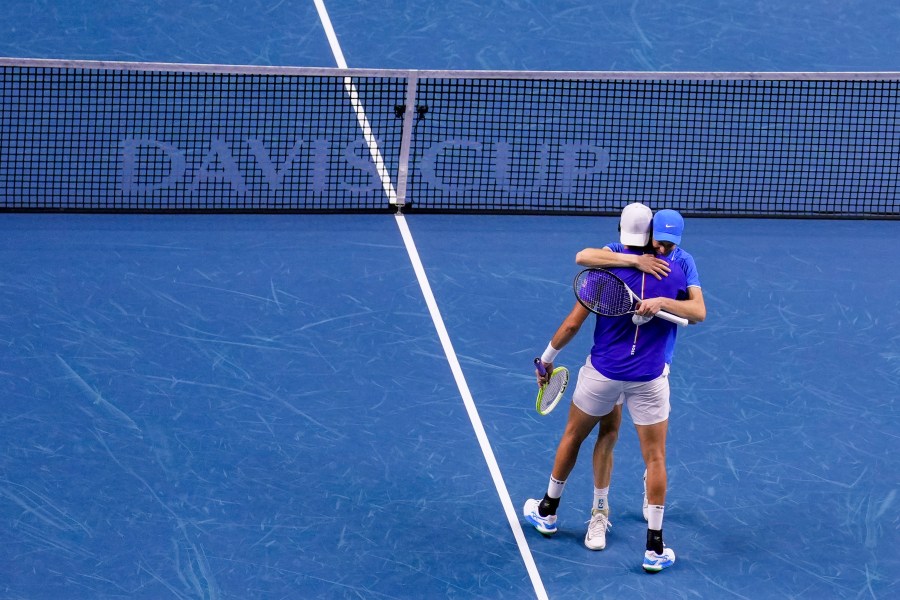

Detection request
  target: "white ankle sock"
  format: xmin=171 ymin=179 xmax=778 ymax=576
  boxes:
xmin=547 ymin=475 xmax=566 ymax=499
xmin=647 ymin=504 xmax=665 ymax=531
xmin=593 ymin=486 xmax=610 ymax=513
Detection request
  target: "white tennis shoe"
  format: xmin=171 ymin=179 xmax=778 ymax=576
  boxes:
xmin=584 ymin=510 xmax=611 ymax=550
xmin=642 ymin=547 xmax=676 ymax=572
xmin=523 ymin=498 xmax=558 ymax=536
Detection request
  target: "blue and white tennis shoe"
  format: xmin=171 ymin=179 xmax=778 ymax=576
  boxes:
xmin=642 ymin=547 xmax=676 ymax=572
xmin=523 ymin=498 xmax=557 ymax=536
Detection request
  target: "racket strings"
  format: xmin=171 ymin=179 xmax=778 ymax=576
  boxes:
xmin=577 ymin=271 xmax=633 ymax=315
xmin=540 ymin=371 xmax=567 ymax=411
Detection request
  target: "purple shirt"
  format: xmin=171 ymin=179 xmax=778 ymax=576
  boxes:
xmin=605 ymin=242 xmax=700 ymax=364
xmin=590 ymin=250 xmax=688 ymax=381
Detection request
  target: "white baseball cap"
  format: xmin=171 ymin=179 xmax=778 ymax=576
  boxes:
xmin=619 ymin=202 xmax=652 ymax=246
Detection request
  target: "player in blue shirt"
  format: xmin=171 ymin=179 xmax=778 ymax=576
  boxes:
xmin=578 ymin=209 xmax=705 ymax=365
xmin=523 ymin=204 xmax=699 ymax=572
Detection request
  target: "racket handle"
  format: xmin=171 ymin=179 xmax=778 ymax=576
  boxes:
xmin=533 ymin=357 xmax=548 ymax=376
xmin=656 ymin=310 xmax=689 ymax=327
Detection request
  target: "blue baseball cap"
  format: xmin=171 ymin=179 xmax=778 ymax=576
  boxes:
xmin=653 ymin=209 xmax=684 ymax=245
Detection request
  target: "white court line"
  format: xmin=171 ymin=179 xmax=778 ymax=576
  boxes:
xmin=313 ymin=2 xmax=549 ymax=599
xmin=394 ymin=215 xmax=550 ymax=600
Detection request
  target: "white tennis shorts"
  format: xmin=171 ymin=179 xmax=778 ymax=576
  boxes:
xmin=572 ymin=357 xmax=670 ymax=425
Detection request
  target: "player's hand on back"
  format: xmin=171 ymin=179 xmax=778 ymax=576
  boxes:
xmin=635 ymin=255 xmax=671 ymax=280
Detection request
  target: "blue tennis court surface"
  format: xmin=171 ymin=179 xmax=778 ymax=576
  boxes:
xmin=2 ymin=1 xmax=899 ymax=598
xmin=1 ymin=215 xmax=530 ymax=598
xmin=2 ymin=214 xmax=897 ymax=598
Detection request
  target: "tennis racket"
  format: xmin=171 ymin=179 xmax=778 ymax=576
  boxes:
xmin=533 ymin=358 xmax=569 ymax=415
xmin=574 ymin=268 xmax=689 ymax=327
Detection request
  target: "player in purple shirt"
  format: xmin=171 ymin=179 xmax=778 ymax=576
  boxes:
xmin=573 ymin=207 xmax=705 ymax=570
xmin=589 ymin=248 xmax=688 ymax=381
xmin=523 ymin=204 xmax=697 ymax=572
xmin=596 ymin=220 xmax=703 ymax=365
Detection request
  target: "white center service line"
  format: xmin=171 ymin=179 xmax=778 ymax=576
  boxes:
xmin=312 ymin=2 xmax=548 ymax=599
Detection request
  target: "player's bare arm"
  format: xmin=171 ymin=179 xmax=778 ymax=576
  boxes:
xmin=536 ymin=303 xmax=591 ymax=384
xmin=576 ymin=247 xmax=671 ymax=280
xmin=636 ymin=287 xmax=706 ymax=323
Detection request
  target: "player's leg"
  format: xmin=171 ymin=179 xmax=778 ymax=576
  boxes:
xmin=524 ymin=401 xmax=600 ymax=535
xmin=643 ymin=365 xmax=669 ymax=520
xmin=584 ymin=402 xmax=622 ymax=550
xmin=635 ymin=420 xmax=674 ymax=570
xmin=525 ymin=359 xmax=621 ymax=537
xmin=626 ymin=374 xmax=676 ymax=571
xmin=591 ymin=401 xmax=622 ymax=514
xmin=642 ymin=467 xmax=649 ymax=521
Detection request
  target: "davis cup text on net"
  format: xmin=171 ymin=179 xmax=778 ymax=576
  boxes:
xmin=119 ymin=137 xmax=610 ymax=195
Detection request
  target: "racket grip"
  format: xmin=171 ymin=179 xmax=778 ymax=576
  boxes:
xmin=656 ymin=310 xmax=689 ymax=327
xmin=533 ymin=357 xmax=547 ymax=376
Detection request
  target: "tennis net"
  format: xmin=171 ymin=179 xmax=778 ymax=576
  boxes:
xmin=2 ymin=58 xmax=898 ymax=217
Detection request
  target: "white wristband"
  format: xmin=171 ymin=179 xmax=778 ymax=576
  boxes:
xmin=540 ymin=343 xmax=559 ymax=364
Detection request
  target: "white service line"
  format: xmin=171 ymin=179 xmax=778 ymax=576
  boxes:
xmin=313 ymin=2 xmax=548 ymax=599
xmin=313 ymin=0 xmax=349 ymax=69
xmin=394 ymin=215 xmax=549 ymax=600
xmin=313 ymin=0 xmax=397 ymax=204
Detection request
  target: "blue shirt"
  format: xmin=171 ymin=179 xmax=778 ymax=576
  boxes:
xmin=605 ymin=243 xmax=701 ymax=364
xmin=589 ymin=250 xmax=688 ymax=381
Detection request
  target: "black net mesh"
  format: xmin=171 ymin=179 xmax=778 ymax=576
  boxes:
xmin=2 ymin=63 xmax=898 ymax=217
